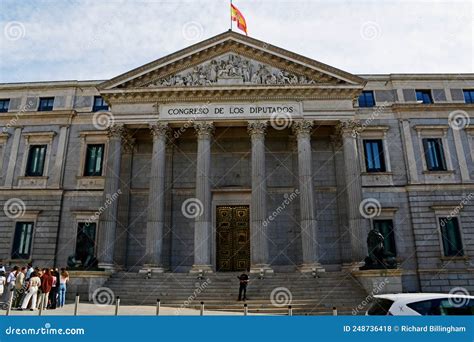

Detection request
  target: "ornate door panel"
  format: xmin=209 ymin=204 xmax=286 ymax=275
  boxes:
xmin=216 ymin=206 xmax=250 ymax=272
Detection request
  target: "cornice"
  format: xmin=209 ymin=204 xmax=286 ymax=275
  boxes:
xmin=392 ymin=103 xmax=474 ymax=112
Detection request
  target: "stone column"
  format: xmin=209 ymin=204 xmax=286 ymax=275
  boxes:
xmin=97 ymin=124 xmax=126 ymax=271
xmin=292 ymin=120 xmax=324 ymax=273
xmin=142 ymin=123 xmax=169 ymax=273
xmin=248 ymin=121 xmax=273 ymax=274
xmin=190 ymin=121 xmax=214 ymax=273
xmin=336 ymin=121 xmax=368 ymax=268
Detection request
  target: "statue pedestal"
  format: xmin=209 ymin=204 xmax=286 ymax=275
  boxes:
xmin=352 ymin=269 xmax=403 ymax=295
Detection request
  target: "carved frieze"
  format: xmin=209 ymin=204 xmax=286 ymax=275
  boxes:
xmin=143 ymin=53 xmax=317 ymax=88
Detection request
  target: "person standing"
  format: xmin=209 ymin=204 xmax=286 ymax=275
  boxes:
xmin=38 ymin=269 xmax=53 ymax=310
xmin=49 ymin=268 xmax=60 ymax=309
xmin=20 ymin=272 xmax=41 ymax=311
xmin=237 ymin=272 xmax=249 ymax=301
xmin=12 ymin=267 xmax=26 ymax=308
xmin=25 ymin=263 xmax=34 ymax=281
xmin=0 ymin=271 xmax=5 ymax=299
xmin=58 ymin=268 xmax=69 ymax=308
xmin=5 ymin=266 xmax=18 ymax=306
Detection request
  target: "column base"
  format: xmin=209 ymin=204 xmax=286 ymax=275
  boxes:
xmin=98 ymin=263 xmax=117 ymax=272
xmin=189 ymin=265 xmax=213 ymax=274
xmin=298 ymin=263 xmax=325 ymax=273
xmin=250 ymin=264 xmax=274 ymax=275
xmin=341 ymin=261 xmax=365 ymax=272
xmin=138 ymin=265 xmax=166 ymax=274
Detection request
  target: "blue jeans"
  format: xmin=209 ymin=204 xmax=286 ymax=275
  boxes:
xmin=59 ymin=284 xmax=66 ymax=307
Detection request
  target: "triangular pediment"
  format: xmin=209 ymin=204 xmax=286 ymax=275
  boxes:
xmin=99 ymin=31 xmax=364 ymax=92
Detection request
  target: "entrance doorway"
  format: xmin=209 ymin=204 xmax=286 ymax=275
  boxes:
xmin=216 ymin=206 xmax=250 ymax=272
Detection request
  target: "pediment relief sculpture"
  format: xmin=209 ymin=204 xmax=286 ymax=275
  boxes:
xmin=143 ymin=53 xmax=317 ymax=88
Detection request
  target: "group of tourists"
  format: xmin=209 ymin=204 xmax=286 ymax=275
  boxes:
xmin=0 ymin=263 xmax=69 ymax=311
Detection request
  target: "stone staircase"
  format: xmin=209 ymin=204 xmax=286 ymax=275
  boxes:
xmin=102 ymin=271 xmax=369 ymax=315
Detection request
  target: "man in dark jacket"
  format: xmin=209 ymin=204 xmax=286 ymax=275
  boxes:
xmin=237 ymin=273 xmax=249 ymax=301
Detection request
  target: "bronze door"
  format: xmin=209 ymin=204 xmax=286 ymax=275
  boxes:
xmin=216 ymin=206 xmax=250 ymax=272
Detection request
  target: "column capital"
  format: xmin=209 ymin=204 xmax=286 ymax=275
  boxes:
xmin=149 ymin=122 xmax=170 ymax=139
xmin=107 ymin=124 xmax=126 ymax=139
xmin=194 ymin=121 xmax=214 ymax=138
xmin=122 ymin=133 xmax=136 ymax=153
xmin=292 ymin=120 xmax=313 ymax=138
xmin=247 ymin=120 xmax=268 ymax=137
xmin=335 ymin=120 xmax=362 ymax=138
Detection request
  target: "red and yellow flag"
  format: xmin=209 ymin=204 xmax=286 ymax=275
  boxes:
xmin=231 ymin=3 xmax=248 ymax=35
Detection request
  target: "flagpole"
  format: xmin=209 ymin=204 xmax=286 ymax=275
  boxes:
xmin=230 ymin=0 xmax=233 ymax=31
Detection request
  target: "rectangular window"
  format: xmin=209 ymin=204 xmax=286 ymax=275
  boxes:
xmin=415 ymin=89 xmax=433 ymax=104
xmin=84 ymin=144 xmax=104 ymax=176
xmin=38 ymin=97 xmax=54 ymax=111
xmin=423 ymin=138 xmax=447 ymax=171
xmin=463 ymin=89 xmax=474 ymax=104
xmin=75 ymin=222 xmax=97 ymax=264
xmin=11 ymin=222 xmax=34 ymax=259
xmin=373 ymin=219 xmax=397 ymax=257
xmin=358 ymin=91 xmax=375 ymax=108
xmin=0 ymin=99 xmax=10 ymax=113
xmin=25 ymin=145 xmax=47 ymax=176
xmin=363 ymin=139 xmax=386 ymax=172
xmin=439 ymin=217 xmax=464 ymax=257
xmin=93 ymin=96 xmax=109 ymax=112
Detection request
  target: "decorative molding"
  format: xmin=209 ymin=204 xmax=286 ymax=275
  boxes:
xmin=106 ymin=124 xmax=125 ymax=139
xmin=149 ymin=122 xmax=170 ymax=138
xmin=292 ymin=120 xmax=313 ymax=137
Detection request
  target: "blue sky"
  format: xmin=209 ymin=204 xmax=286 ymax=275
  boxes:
xmin=0 ymin=0 xmax=472 ymax=83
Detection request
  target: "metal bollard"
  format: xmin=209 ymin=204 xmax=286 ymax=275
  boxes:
xmin=115 ymin=296 xmax=120 ymax=316
xmin=288 ymin=305 xmax=293 ymax=316
xmin=6 ymin=289 xmax=14 ymax=316
xmin=74 ymin=293 xmax=80 ymax=316
xmin=244 ymin=303 xmax=248 ymax=316
xmin=156 ymin=299 xmax=161 ymax=316
xmin=332 ymin=306 xmax=338 ymax=316
xmin=200 ymin=301 xmax=204 ymax=316
xmin=38 ymin=304 xmax=43 ymax=316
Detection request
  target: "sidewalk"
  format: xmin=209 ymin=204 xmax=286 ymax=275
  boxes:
xmin=2 ymin=303 xmax=254 ymax=316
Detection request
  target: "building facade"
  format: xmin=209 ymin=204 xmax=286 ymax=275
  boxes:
xmin=0 ymin=32 xmax=473 ymax=293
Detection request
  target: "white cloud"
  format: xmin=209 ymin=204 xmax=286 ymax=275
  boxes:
xmin=0 ymin=0 xmax=472 ymax=82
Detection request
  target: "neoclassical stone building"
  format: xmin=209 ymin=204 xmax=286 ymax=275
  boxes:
xmin=0 ymin=31 xmax=473 ymax=293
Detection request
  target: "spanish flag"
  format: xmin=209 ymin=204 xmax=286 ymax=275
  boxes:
xmin=231 ymin=3 xmax=248 ymax=35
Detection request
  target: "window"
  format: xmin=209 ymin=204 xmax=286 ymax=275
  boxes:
xmin=408 ymin=298 xmax=474 ymax=316
xmin=75 ymin=222 xmax=97 ymax=266
xmin=415 ymin=89 xmax=433 ymax=104
xmin=93 ymin=96 xmax=109 ymax=112
xmin=439 ymin=217 xmax=464 ymax=257
xmin=367 ymin=298 xmax=394 ymax=315
xmin=25 ymin=145 xmax=47 ymax=176
xmin=0 ymin=99 xmax=10 ymax=112
xmin=363 ymin=139 xmax=386 ymax=172
xmin=373 ymin=219 xmax=397 ymax=257
xmin=11 ymin=222 xmax=34 ymax=259
xmin=38 ymin=97 xmax=54 ymax=111
xmin=84 ymin=144 xmax=104 ymax=176
xmin=358 ymin=91 xmax=375 ymax=108
xmin=463 ymin=89 xmax=474 ymax=104
xmin=423 ymin=138 xmax=447 ymax=171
